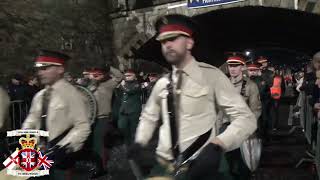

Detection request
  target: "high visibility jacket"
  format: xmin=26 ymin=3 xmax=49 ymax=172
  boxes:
xmin=270 ymin=76 xmax=282 ymax=100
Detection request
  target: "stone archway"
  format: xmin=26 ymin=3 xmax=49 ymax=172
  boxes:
xmin=110 ymin=0 xmax=320 ymax=68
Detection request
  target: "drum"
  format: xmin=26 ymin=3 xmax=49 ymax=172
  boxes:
xmin=75 ymin=85 xmax=97 ymax=125
xmin=240 ymin=134 xmax=262 ymax=172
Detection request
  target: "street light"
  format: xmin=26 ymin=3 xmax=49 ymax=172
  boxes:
xmin=245 ymin=51 xmax=251 ymax=56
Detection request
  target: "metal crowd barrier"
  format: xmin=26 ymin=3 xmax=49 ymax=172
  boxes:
xmin=295 ymin=92 xmax=312 ymax=166
xmin=7 ymin=100 xmax=29 ymax=146
xmin=9 ymin=100 xmax=29 ymax=129
xmin=304 ymin=95 xmax=314 ymax=145
xmin=296 ymin=91 xmax=316 ymax=145
xmin=297 ymin=91 xmax=320 ymax=179
xmin=298 ymin=92 xmax=306 ymax=130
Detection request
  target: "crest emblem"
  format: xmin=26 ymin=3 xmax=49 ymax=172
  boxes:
xmin=2 ymin=130 xmax=54 ymax=177
xmin=18 ymin=149 xmax=38 ymax=171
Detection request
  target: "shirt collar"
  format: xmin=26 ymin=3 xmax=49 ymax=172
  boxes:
xmin=49 ymin=78 xmax=67 ymax=90
xmin=230 ymin=75 xmax=243 ymax=85
xmin=172 ymin=58 xmax=204 ymax=85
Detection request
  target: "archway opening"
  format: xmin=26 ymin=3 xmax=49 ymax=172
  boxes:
xmin=134 ymin=6 xmax=320 ymax=67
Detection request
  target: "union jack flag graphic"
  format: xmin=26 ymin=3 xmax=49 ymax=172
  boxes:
xmin=37 ymin=151 xmax=54 ymax=170
xmin=20 ymin=150 xmax=37 ymax=171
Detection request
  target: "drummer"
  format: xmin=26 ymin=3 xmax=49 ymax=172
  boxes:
xmin=219 ymin=55 xmax=262 ymax=180
xmin=87 ymin=63 xmax=123 ymax=177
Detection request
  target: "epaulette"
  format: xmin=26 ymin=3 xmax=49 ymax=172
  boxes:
xmin=197 ymin=62 xmax=218 ymax=69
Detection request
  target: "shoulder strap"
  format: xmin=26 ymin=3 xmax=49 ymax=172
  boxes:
xmin=240 ymin=79 xmax=247 ymax=97
xmin=40 ymin=88 xmax=52 ymax=148
xmin=166 ymin=72 xmax=180 ymax=159
xmin=40 ymin=88 xmax=51 ymax=131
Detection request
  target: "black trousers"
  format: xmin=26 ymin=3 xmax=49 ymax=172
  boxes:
xmin=261 ymin=98 xmax=272 ymax=137
xmin=271 ymin=99 xmax=280 ymax=129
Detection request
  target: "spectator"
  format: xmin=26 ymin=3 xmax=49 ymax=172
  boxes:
xmin=25 ymin=76 xmax=41 ymax=106
xmin=7 ymin=73 xmax=27 ymax=101
xmin=296 ymin=72 xmax=304 ymax=93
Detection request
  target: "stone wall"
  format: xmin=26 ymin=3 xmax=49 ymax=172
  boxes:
xmin=110 ymin=0 xmax=320 ymax=69
xmin=1 ymin=0 xmax=319 ymax=75
xmin=0 ymin=0 xmax=112 ymax=76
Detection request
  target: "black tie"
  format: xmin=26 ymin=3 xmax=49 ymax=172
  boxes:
xmin=40 ymin=87 xmax=52 ymax=148
xmin=40 ymin=87 xmax=52 ymax=130
xmin=176 ymin=70 xmax=183 ymax=91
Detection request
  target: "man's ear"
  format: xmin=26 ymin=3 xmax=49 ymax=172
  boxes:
xmin=57 ymin=66 xmax=65 ymax=75
xmin=186 ymin=38 xmax=194 ymax=50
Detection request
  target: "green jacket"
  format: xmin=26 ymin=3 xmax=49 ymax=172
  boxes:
xmin=119 ymin=81 xmax=142 ymax=114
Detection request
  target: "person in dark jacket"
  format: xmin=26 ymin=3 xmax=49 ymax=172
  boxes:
xmin=117 ymin=69 xmax=142 ymax=145
xmin=300 ymin=63 xmax=316 ymax=97
xmin=256 ymin=57 xmax=274 ymax=138
xmin=7 ymin=73 xmax=28 ymax=101
xmin=311 ymin=52 xmax=320 ymax=114
xmin=25 ymin=75 xmax=41 ymax=106
xmin=7 ymin=73 xmax=28 ymax=129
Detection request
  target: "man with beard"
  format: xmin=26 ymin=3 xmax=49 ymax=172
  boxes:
xmin=247 ymin=62 xmax=268 ymax=136
xmin=22 ymin=50 xmax=91 ymax=179
xmin=117 ymin=69 xmax=142 ymax=145
xmin=257 ymin=57 xmax=274 ymax=139
xmin=247 ymin=62 xmax=269 ymax=102
xmin=247 ymin=62 xmax=261 ymax=79
xmin=257 ymin=57 xmax=274 ymax=100
xmin=128 ymin=14 xmax=256 ymax=180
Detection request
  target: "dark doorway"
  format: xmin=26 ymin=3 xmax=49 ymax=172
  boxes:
xmin=135 ymin=6 xmax=320 ymax=67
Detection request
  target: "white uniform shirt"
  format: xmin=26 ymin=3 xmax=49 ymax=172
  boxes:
xmin=135 ymin=58 xmax=257 ymax=160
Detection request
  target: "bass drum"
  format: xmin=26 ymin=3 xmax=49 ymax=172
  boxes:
xmin=240 ymin=134 xmax=262 ymax=172
xmin=75 ymin=85 xmax=97 ymax=125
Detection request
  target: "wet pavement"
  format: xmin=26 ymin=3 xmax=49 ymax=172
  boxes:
xmin=0 ymin=98 xmax=316 ymax=180
xmin=105 ymin=98 xmax=317 ymax=180
xmin=254 ymin=99 xmax=317 ymax=180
